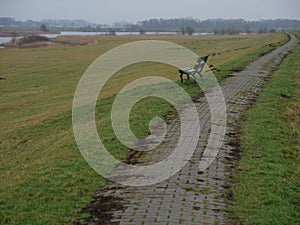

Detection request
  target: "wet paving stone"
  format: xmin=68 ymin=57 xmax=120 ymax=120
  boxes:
xmin=74 ymin=34 xmax=299 ymax=225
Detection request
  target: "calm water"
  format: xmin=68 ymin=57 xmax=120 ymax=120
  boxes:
xmin=0 ymin=37 xmax=18 ymax=44
xmin=0 ymin=31 xmax=214 ymax=45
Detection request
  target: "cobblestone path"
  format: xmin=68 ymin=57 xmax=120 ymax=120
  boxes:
xmin=76 ymin=34 xmax=299 ymax=225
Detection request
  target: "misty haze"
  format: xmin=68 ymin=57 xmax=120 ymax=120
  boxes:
xmin=0 ymin=1 xmax=299 ymax=225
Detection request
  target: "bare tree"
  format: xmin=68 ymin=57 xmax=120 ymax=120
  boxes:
xmin=185 ymin=26 xmax=194 ymax=35
xmin=40 ymin=24 xmax=48 ymax=32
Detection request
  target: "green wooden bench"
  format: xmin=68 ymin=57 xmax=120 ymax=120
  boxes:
xmin=178 ymin=55 xmax=209 ymax=82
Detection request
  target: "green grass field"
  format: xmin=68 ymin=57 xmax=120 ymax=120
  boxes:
xmin=230 ymin=33 xmax=300 ymax=225
xmin=0 ymin=33 xmax=289 ymax=224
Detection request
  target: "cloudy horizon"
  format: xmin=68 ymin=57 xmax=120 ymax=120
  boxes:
xmin=1 ymin=0 xmax=299 ymax=25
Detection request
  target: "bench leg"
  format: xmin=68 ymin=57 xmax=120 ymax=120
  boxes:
xmin=180 ymin=73 xmax=190 ymax=83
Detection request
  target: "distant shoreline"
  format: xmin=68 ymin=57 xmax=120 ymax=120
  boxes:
xmin=0 ymin=29 xmax=60 ymax=37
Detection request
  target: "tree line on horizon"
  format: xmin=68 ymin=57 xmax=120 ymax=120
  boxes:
xmin=1 ymin=17 xmax=300 ymax=34
xmin=137 ymin=18 xmax=300 ymax=33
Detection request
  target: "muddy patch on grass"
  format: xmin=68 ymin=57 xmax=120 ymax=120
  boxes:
xmin=278 ymin=93 xmax=292 ymax=99
xmin=73 ymin=188 xmax=127 ymax=225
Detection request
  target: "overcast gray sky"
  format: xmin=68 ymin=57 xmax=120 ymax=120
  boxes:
xmin=0 ymin=0 xmax=299 ymax=24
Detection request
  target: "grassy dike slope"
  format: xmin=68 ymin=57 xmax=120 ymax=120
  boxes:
xmin=230 ymin=34 xmax=300 ymax=225
xmin=0 ymin=33 xmax=288 ymax=224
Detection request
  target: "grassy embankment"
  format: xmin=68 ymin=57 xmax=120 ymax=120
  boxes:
xmin=0 ymin=33 xmax=288 ymax=224
xmin=230 ymin=33 xmax=300 ymax=225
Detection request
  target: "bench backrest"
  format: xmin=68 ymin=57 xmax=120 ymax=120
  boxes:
xmin=192 ymin=55 xmax=209 ymax=76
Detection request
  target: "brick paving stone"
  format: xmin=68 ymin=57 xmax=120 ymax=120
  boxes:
xmin=82 ymin=34 xmax=299 ymax=225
